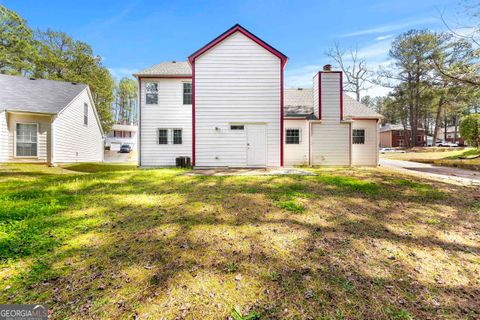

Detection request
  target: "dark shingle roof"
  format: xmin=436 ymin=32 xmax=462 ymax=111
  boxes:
xmin=133 ymin=61 xmax=192 ymax=77
xmin=284 ymin=87 xmax=382 ymax=119
xmin=0 ymin=74 xmax=87 ymax=114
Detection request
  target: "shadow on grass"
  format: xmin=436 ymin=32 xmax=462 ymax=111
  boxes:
xmin=0 ymin=164 xmax=478 ymax=319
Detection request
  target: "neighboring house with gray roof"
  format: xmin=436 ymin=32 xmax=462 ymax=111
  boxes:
xmin=0 ymin=74 xmax=104 ymax=164
xmin=134 ymin=24 xmax=382 ymax=167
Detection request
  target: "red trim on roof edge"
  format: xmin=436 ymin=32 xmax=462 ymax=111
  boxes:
xmin=188 ymin=24 xmax=288 ymax=66
xmin=280 ymin=63 xmax=284 ymax=167
xmin=134 ymin=75 xmax=192 ymax=79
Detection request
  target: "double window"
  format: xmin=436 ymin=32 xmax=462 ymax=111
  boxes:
xmin=183 ymin=83 xmax=192 ymax=105
xmin=352 ymin=129 xmax=365 ymax=144
xmin=16 ymin=123 xmax=38 ymax=157
xmin=158 ymin=128 xmax=183 ymax=145
xmin=145 ymin=82 xmax=158 ymax=104
xmin=285 ymin=128 xmax=301 ymax=144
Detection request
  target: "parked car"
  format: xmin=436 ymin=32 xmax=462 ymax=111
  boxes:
xmin=436 ymin=141 xmax=459 ymax=147
xmin=119 ymin=144 xmax=132 ymax=153
xmin=380 ymin=148 xmax=406 ymax=154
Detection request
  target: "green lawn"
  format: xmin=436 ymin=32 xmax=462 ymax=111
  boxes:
xmin=0 ymin=163 xmax=479 ymax=319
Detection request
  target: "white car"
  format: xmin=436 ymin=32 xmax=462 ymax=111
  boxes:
xmin=380 ymin=148 xmax=406 ymax=154
xmin=436 ymin=141 xmax=459 ymax=147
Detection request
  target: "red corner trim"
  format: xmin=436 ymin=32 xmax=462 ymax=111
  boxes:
xmin=192 ymin=63 xmax=196 ymax=166
xmin=318 ymin=73 xmax=322 ymax=120
xmin=280 ymin=63 xmax=284 ymax=167
xmin=339 ymin=72 xmax=344 ymax=121
xmin=188 ymin=24 xmax=288 ymax=66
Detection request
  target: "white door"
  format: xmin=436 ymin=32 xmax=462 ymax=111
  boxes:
xmin=246 ymin=124 xmax=266 ymax=166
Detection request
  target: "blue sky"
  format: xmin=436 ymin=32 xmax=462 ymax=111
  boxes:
xmin=4 ymin=0 xmax=458 ymax=96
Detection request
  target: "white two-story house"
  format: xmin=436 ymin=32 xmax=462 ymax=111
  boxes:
xmin=134 ymin=24 xmax=381 ymax=168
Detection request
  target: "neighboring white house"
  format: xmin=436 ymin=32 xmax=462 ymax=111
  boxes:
xmin=0 ymin=74 xmax=104 ymax=164
xmin=134 ymin=24 xmax=382 ymax=168
xmin=105 ymin=124 xmax=138 ymax=151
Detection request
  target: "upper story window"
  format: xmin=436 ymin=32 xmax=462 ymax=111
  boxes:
xmin=183 ymin=83 xmax=192 ymax=105
xmin=353 ymin=129 xmax=365 ymax=144
xmin=16 ymin=123 xmax=38 ymax=157
xmin=286 ymin=128 xmax=301 ymax=144
xmin=84 ymin=103 xmax=88 ymax=125
xmin=146 ymin=82 xmax=158 ymax=104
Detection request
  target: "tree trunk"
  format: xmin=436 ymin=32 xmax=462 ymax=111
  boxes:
xmin=433 ymin=96 xmax=444 ymax=146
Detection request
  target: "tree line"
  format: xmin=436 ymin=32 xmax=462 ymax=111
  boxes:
xmin=328 ymin=3 xmax=480 ymax=147
xmin=0 ymin=5 xmax=137 ymax=132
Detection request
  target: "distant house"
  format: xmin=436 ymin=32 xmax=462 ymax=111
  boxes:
xmin=0 ymin=74 xmax=104 ymax=164
xmin=380 ymin=124 xmax=425 ymax=147
xmin=105 ymin=124 xmax=138 ymax=151
xmin=134 ymin=24 xmax=382 ymax=168
xmin=438 ymin=126 xmax=465 ymax=145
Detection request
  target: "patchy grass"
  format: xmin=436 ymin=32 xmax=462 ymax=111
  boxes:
xmin=0 ymin=163 xmax=479 ymax=319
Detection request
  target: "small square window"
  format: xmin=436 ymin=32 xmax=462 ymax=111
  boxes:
xmin=230 ymin=125 xmax=244 ymax=130
xmin=353 ymin=129 xmax=365 ymax=144
xmin=158 ymin=129 xmax=168 ymax=144
xmin=286 ymin=129 xmax=300 ymax=144
xmin=146 ymin=82 xmax=158 ymax=105
xmin=183 ymin=83 xmax=192 ymax=105
xmin=173 ymin=129 xmax=182 ymax=144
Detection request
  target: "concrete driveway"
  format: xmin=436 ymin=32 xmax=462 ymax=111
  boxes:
xmin=104 ymin=150 xmax=137 ymax=163
xmin=380 ymin=158 xmax=480 ymax=186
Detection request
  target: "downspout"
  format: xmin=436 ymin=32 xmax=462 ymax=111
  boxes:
xmin=50 ymin=115 xmax=56 ymax=166
xmin=138 ymin=77 xmax=142 ymax=167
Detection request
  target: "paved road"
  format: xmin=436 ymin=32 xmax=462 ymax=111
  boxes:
xmin=380 ymin=158 xmax=480 ymax=186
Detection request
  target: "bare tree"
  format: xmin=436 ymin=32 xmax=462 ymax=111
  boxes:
xmin=325 ymin=42 xmax=371 ymax=101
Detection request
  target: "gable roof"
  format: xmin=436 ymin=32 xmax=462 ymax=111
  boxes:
xmin=284 ymin=88 xmax=382 ymax=119
xmin=133 ymin=61 xmax=192 ymax=77
xmin=188 ymin=24 xmax=288 ymax=65
xmin=0 ymin=74 xmax=87 ymax=114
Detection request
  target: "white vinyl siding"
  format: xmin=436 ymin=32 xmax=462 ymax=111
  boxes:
xmin=140 ymin=78 xmax=192 ymax=166
xmin=54 ymin=89 xmax=103 ymax=163
xmin=194 ymin=31 xmax=281 ymax=167
xmin=284 ymin=120 xmax=309 ymax=166
xmin=7 ymin=113 xmax=51 ymax=162
xmin=352 ymin=120 xmax=379 ymax=166
xmin=311 ymin=72 xmax=350 ymax=166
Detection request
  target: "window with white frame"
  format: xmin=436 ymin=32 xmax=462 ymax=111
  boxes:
xmin=352 ymin=129 xmax=365 ymax=144
xmin=173 ymin=129 xmax=182 ymax=144
xmin=285 ymin=128 xmax=301 ymax=144
xmin=84 ymin=103 xmax=88 ymax=125
xmin=146 ymin=82 xmax=158 ymax=104
xmin=16 ymin=123 xmax=38 ymax=157
xmin=158 ymin=129 xmax=168 ymax=144
xmin=157 ymin=128 xmax=183 ymax=145
xmin=183 ymin=83 xmax=192 ymax=105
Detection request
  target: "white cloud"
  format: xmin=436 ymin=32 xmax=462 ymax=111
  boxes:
xmin=375 ymin=34 xmax=394 ymax=41
xmin=339 ymin=16 xmax=438 ymax=38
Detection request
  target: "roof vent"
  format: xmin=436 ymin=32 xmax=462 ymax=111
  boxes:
xmin=172 ymin=61 xmax=176 ymax=63
xmin=71 ymin=82 xmax=77 ymax=85
xmin=29 ymin=77 xmax=36 ymax=80
xmin=297 ymin=88 xmax=303 ymax=90
xmin=323 ymin=64 xmax=332 ymax=71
